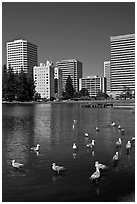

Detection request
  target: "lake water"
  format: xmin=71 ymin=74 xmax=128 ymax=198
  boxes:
xmin=2 ymin=103 xmax=135 ymax=202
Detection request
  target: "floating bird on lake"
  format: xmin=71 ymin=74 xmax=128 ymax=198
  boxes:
xmin=96 ymin=127 xmax=99 ymax=131
xmin=30 ymin=144 xmax=40 ymax=151
xmin=89 ymin=166 xmax=100 ymax=182
xmin=73 ymin=143 xmax=77 ymax=150
xmin=52 ymin=163 xmax=66 ymax=174
xmin=118 ymin=125 xmax=121 ymax=129
xmin=112 ymin=152 xmax=119 ymax=161
xmin=86 ymin=140 xmax=95 ymax=148
xmin=126 ymin=141 xmax=131 ymax=150
xmin=95 ymin=161 xmax=108 ymax=170
xmin=111 ymin=122 xmax=116 ymax=126
xmin=131 ymin=137 xmax=135 ymax=142
xmin=85 ymin=133 xmax=89 ymax=137
xmin=121 ymin=129 xmax=125 ymax=134
xmin=116 ymin=138 xmax=122 ymax=147
xmin=11 ymin=160 xmax=24 ymax=169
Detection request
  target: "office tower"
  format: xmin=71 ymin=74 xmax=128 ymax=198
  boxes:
xmin=54 ymin=67 xmax=63 ymax=98
xmin=6 ymin=39 xmax=37 ymax=76
xmin=33 ymin=61 xmax=55 ymax=99
xmin=104 ymin=61 xmax=111 ymax=94
xmin=110 ymin=34 xmax=135 ymax=96
xmin=56 ymin=59 xmax=83 ymax=92
xmin=79 ymin=76 xmax=106 ymax=98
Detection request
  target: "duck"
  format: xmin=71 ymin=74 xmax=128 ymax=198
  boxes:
xmin=89 ymin=166 xmax=100 ymax=181
xmin=117 ymin=125 xmax=121 ymax=129
xmin=111 ymin=122 xmax=116 ymax=126
xmin=131 ymin=137 xmax=135 ymax=142
xmin=86 ymin=140 xmax=95 ymax=148
xmin=112 ymin=152 xmax=119 ymax=161
xmin=126 ymin=141 xmax=131 ymax=150
xmin=96 ymin=127 xmax=99 ymax=131
xmin=95 ymin=161 xmax=108 ymax=170
xmin=52 ymin=163 xmax=66 ymax=174
xmin=11 ymin=160 xmax=24 ymax=169
xmin=85 ymin=133 xmax=89 ymax=137
xmin=30 ymin=144 xmax=40 ymax=151
xmin=73 ymin=143 xmax=77 ymax=150
xmin=116 ymin=138 xmax=122 ymax=147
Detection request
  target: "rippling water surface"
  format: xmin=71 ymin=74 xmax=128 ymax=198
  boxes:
xmin=2 ymin=103 xmax=135 ymax=202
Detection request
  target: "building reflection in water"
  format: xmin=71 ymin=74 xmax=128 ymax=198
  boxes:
xmin=3 ymin=104 xmax=35 ymax=168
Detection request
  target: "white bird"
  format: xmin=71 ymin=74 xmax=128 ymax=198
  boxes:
xmin=30 ymin=144 xmax=40 ymax=151
xmin=131 ymin=137 xmax=135 ymax=142
xmin=112 ymin=152 xmax=119 ymax=161
xmin=111 ymin=122 xmax=116 ymax=126
xmin=11 ymin=160 xmax=24 ymax=169
xmin=89 ymin=166 xmax=100 ymax=181
xmin=96 ymin=127 xmax=99 ymax=131
xmin=85 ymin=133 xmax=89 ymax=137
xmin=116 ymin=138 xmax=122 ymax=147
xmin=118 ymin=125 xmax=121 ymax=129
xmin=73 ymin=143 xmax=77 ymax=150
xmin=95 ymin=161 xmax=108 ymax=170
xmin=86 ymin=140 xmax=95 ymax=148
xmin=73 ymin=119 xmax=77 ymax=124
xmin=52 ymin=163 xmax=66 ymax=174
xmin=126 ymin=141 xmax=131 ymax=150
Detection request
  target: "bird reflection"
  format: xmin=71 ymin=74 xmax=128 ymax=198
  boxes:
xmin=73 ymin=152 xmax=77 ymax=159
xmin=91 ymin=150 xmax=95 ymax=157
xmin=52 ymin=175 xmax=61 ymax=182
xmin=35 ymin=151 xmax=40 ymax=156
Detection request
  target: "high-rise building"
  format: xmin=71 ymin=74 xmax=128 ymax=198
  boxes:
xmin=33 ymin=61 xmax=54 ymax=99
xmin=110 ymin=34 xmax=135 ymax=96
xmin=56 ymin=59 xmax=83 ymax=92
xmin=54 ymin=67 xmax=63 ymax=98
xmin=104 ymin=61 xmax=111 ymax=94
xmin=6 ymin=39 xmax=37 ymax=76
xmin=79 ymin=76 xmax=106 ymax=98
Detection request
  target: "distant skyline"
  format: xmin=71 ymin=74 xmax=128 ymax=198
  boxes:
xmin=2 ymin=2 xmax=135 ymax=77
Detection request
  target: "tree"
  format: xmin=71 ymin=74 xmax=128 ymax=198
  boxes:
xmin=120 ymin=86 xmax=132 ymax=99
xmin=95 ymin=90 xmax=109 ymax=100
xmin=65 ymin=75 xmax=75 ymax=98
xmin=2 ymin=64 xmax=8 ymax=100
xmin=79 ymin=88 xmax=89 ymax=97
xmin=6 ymin=64 xmax=16 ymax=101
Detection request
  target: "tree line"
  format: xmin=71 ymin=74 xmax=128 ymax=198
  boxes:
xmin=2 ymin=64 xmax=36 ymax=102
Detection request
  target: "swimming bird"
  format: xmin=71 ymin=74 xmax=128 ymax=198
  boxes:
xmin=96 ymin=127 xmax=99 ymax=131
xmin=73 ymin=143 xmax=77 ymax=150
xmin=85 ymin=133 xmax=89 ymax=137
xmin=30 ymin=144 xmax=40 ymax=151
xmin=126 ymin=141 xmax=131 ymax=150
xmin=121 ymin=129 xmax=125 ymax=134
xmin=116 ymin=138 xmax=122 ymax=147
xmin=95 ymin=161 xmax=108 ymax=170
xmin=131 ymin=137 xmax=135 ymax=142
xmin=111 ymin=122 xmax=116 ymax=126
xmin=11 ymin=160 xmax=24 ymax=169
xmin=52 ymin=163 xmax=66 ymax=174
xmin=118 ymin=125 xmax=121 ymax=129
xmin=86 ymin=140 xmax=95 ymax=148
xmin=89 ymin=166 xmax=100 ymax=181
xmin=112 ymin=152 xmax=119 ymax=161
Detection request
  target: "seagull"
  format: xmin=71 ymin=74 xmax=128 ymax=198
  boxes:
xmin=73 ymin=143 xmax=77 ymax=150
xmin=112 ymin=152 xmax=119 ymax=161
xmin=126 ymin=141 xmax=131 ymax=150
xmin=95 ymin=161 xmax=108 ymax=170
xmin=111 ymin=122 xmax=116 ymax=126
xmin=30 ymin=144 xmax=40 ymax=151
xmin=131 ymin=137 xmax=135 ymax=142
xmin=86 ymin=140 xmax=95 ymax=148
xmin=73 ymin=119 xmax=77 ymax=129
xmin=116 ymin=138 xmax=122 ymax=147
xmin=89 ymin=166 xmax=100 ymax=181
xmin=118 ymin=125 xmax=121 ymax=129
xmin=85 ymin=133 xmax=89 ymax=137
xmin=52 ymin=163 xmax=66 ymax=174
xmin=11 ymin=160 xmax=24 ymax=169
xmin=96 ymin=127 xmax=99 ymax=131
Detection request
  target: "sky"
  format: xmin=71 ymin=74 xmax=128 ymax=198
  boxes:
xmin=2 ymin=2 xmax=135 ymax=77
